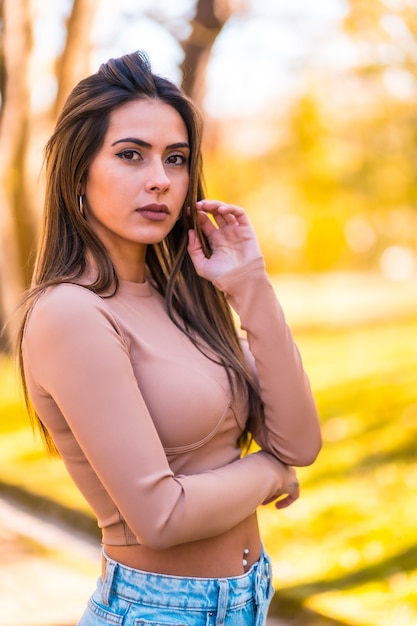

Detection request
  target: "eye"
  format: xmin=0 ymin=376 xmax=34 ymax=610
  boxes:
xmin=116 ymin=149 xmax=142 ymax=161
xmin=166 ymin=154 xmax=188 ymax=166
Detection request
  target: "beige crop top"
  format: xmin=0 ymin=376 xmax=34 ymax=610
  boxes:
xmin=22 ymin=257 xmax=321 ymax=549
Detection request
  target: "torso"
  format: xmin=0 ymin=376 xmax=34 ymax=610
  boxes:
xmin=24 ymin=280 xmax=257 ymax=569
xmin=104 ymin=513 xmax=261 ymax=578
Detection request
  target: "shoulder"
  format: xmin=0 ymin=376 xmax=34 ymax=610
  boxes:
xmin=30 ymin=282 xmax=105 ymax=319
xmin=41 ymin=281 xmax=104 ymax=304
xmin=25 ymin=283 xmax=120 ymax=338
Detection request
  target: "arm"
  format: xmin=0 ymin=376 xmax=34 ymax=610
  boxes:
xmin=214 ymin=257 xmax=321 ymax=466
xmin=23 ymin=285 xmax=293 ymax=550
xmin=188 ymin=200 xmax=322 ymax=467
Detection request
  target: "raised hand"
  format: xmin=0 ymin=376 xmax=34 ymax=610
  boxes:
xmin=187 ymin=200 xmax=262 ymax=282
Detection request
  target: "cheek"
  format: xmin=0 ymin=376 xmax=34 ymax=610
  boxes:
xmin=86 ymin=167 xmax=122 ymax=207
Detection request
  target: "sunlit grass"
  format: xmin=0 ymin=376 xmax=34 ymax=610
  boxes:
xmin=1 ymin=276 xmax=417 ymax=625
xmin=259 ymin=315 xmax=417 ymax=625
xmin=0 ymin=354 xmax=90 ymax=513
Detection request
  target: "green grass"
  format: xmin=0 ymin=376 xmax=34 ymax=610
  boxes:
xmin=1 ymin=274 xmax=417 ymax=626
xmin=259 ymin=317 xmax=417 ymax=626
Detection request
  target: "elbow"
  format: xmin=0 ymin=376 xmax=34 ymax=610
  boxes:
xmin=289 ymin=431 xmax=322 ymax=467
xmin=293 ymin=440 xmax=322 ymax=466
xmin=262 ymin=429 xmax=322 ymax=467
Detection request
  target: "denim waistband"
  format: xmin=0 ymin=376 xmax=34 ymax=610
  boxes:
xmin=100 ymin=547 xmax=272 ymax=611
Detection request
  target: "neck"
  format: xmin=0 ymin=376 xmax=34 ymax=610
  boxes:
xmin=105 ymin=243 xmax=147 ymax=283
xmin=114 ymin=260 xmax=147 ymax=283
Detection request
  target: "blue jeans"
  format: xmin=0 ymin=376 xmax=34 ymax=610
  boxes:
xmin=78 ymin=547 xmax=274 ymax=625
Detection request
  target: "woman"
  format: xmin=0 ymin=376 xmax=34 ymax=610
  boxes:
xmin=16 ymin=51 xmax=321 ymax=626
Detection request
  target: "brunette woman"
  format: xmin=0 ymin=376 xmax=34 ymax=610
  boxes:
xmin=16 ymin=51 xmax=321 ymax=626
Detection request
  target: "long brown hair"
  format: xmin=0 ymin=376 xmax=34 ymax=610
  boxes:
xmin=16 ymin=51 xmax=263 ymax=451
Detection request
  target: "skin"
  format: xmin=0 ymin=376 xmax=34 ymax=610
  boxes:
xmin=80 ymin=97 xmax=299 ymax=575
xmin=82 ymin=98 xmax=191 ymax=283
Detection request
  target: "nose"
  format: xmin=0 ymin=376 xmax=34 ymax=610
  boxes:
xmin=145 ymin=159 xmax=170 ymax=194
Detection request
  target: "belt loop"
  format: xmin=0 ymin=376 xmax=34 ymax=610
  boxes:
xmin=216 ymin=579 xmax=228 ymax=626
xmin=101 ymin=557 xmax=116 ymax=606
xmin=254 ymin=551 xmax=273 ymax=626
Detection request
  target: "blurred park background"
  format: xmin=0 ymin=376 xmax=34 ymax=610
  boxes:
xmin=1 ymin=0 xmax=417 ymax=625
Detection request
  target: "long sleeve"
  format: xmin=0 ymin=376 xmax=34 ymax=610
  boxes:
xmin=23 ymin=284 xmax=288 ymax=550
xmin=213 ymin=257 xmax=321 ymax=466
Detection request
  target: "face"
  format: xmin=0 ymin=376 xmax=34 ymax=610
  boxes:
xmin=82 ymin=98 xmax=190 ymax=275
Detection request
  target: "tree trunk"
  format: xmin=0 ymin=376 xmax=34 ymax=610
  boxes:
xmin=0 ymin=0 xmax=33 ymax=350
xmin=180 ymin=0 xmax=233 ymax=109
xmin=0 ymin=0 xmax=99 ymax=351
xmin=54 ymin=0 xmax=99 ymax=117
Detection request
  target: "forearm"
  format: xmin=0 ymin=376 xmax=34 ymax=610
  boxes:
xmin=214 ymin=257 xmax=322 ymax=466
xmin=119 ymin=451 xmax=289 ymax=550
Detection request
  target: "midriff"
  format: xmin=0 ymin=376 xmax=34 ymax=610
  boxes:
xmin=104 ymin=513 xmax=261 ymax=578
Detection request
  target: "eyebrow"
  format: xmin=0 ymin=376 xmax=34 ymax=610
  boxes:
xmin=111 ymin=138 xmax=190 ymax=151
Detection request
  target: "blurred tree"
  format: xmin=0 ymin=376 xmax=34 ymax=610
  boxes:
xmin=0 ymin=0 xmax=33 ymax=349
xmin=205 ymin=0 xmax=417 ymax=274
xmin=0 ymin=0 xmax=99 ymax=350
xmin=340 ymin=0 xmax=417 ymax=265
xmin=180 ymin=0 xmax=233 ymax=109
xmin=344 ymin=0 xmax=417 ymax=85
xmin=54 ymin=0 xmax=100 ymax=116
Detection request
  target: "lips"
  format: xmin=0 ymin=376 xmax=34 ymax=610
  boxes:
xmin=138 ymin=203 xmax=169 ymax=214
xmin=136 ymin=203 xmax=170 ymax=221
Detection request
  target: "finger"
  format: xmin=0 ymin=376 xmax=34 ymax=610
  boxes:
xmin=275 ymin=483 xmax=300 ymax=509
xmin=274 ymin=493 xmax=299 ymax=509
xmin=195 ymin=199 xmax=224 ymax=211
xmin=195 ymin=210 xmax=218 ymax=237
xmin=197 ymin=200 xmax=247 ymax=224
xmin=188 ymin=228 xmax=208 ymax=255
xmin=196 ymin=208 xmax=240 ymax=234
xmin=210 ymin=211 xmax=230 ymax=229
xmin=187 ymin=230 xmax=207 ymax=272
xmin=215 ymin=210 xmax=239 ymax=227
xmin=195 ymin=202 xmax=231 ymax=228
xmin=261 ymin=479 xmax=300 ymax=507
xmin=217 ymin=207 xmax=250 ymax=228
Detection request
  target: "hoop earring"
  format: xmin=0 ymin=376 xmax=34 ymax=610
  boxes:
xmin=78 ymin=194 xmax=85 ymax=218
